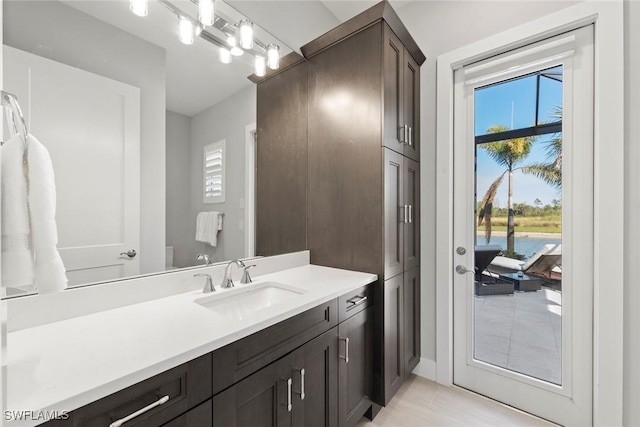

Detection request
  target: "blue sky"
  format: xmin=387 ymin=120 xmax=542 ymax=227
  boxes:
xmin=475 ymin=66 xmax=562 ymax=206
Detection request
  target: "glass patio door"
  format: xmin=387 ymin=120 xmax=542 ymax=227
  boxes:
xmin=452 ymin=26 xmax=594 ymax=426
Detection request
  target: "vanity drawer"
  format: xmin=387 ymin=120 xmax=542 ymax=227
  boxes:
xmin=338 ymin=282 xmax=374 ymax=323
xmin=211 ymin=299 xmax=338 ymax=395
xmin=55 ymin=353 xmax=211 ymax=427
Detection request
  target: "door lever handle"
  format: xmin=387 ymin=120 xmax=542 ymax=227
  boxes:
xmin=455 ymin=265 xmax=474 ymax=275
xmin=120 ymin=249 xmax=137 ymax=258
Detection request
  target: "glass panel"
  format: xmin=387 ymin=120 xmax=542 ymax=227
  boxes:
xmin=473 ymin=66 xmax=563 ymax=386
xmin=474 ymin=74 xmax=537 ymax=136
xmin=538 ymin=66 xmax=563 ymax=125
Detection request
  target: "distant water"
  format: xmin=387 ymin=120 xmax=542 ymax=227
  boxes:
xmin=477 ymin=234 xmax=561 ymax=260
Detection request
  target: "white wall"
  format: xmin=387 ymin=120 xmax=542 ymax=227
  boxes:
xmin=623 ymin=1 xmax=640 ymax=425
xmin=3 ymin=0 xmax=167 ymax=275
xmin=395 ymin=0 xmax=579 ymax=363
xmin=166 ymin=111 xmax=192 ymax=268
xmin=188 ymin=85 xmax=256 ymax=264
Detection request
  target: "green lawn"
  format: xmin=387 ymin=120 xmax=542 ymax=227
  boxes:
xmin=477 ymin=216 xmax=562 ymax=234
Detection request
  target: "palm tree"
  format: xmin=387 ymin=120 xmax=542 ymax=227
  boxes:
xmin=478 ymin=125 xmax=536 ymax=254
xmin=521 ymin=106 xmax=563 ymax=188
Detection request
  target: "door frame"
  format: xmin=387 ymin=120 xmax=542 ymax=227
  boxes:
xmin=435 ymin=1 xmax=624 ymax=425
xmin=244 ymin=123 xmax=256 ymax=258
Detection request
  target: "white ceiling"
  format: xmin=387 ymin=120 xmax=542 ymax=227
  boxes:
xmin=63 ymin=0 xmax=411 ymax=117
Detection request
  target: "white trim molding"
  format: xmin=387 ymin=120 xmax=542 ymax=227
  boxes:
xmin=412 ymin=357 xmax=437 ymax=382
xmin=244 ymin=123 xmax=256 ymax=258
xmin=435 ymin=1 xmax=624 ymax=425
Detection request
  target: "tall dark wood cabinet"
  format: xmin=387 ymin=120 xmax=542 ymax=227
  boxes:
xmin=255 ymin=0 xmax=425 ymax=415
xmin=255 ymin=60 xmax=308 ymax=257
xmin=303 ymin=6 xmax=424 ymax=406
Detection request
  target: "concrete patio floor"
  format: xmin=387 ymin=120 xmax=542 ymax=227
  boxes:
xmin=474 ymin=287 xmax=562 ymax=385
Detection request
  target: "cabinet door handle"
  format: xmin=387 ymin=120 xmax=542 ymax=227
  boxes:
xmin=109 ymin=395 xmax=169 ymax=427
xmin=404 ymin=124 xmax=409 ymax=145
xmin=403 ymin=205 xmax=409 ymax=223
xmin=339 ymin=337 xmax=350 ymax=363
xmin=347 ymin=295 xmax=368 ymax=307
xmin=295 ymin=368 xmax=305 ymax=400
xmin=286 ymin=378 xmax=293 ymax=411
xmin=408 ymin=205 xmax=413 ymax=224
xmin=408 ymin=126 xmax=413 ymax=146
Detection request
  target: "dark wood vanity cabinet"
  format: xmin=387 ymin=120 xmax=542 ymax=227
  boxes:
xmin=214 ymin=285 xmax=373 ymax=427
xmin=43 ymin=285 xmax=374 ymax=427
xmin=212 ymin=328 xmax=340 ymax=427
xmin=338 ymin=307 xmax=373 ymax=427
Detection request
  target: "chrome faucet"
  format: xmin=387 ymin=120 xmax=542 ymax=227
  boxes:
xmin=221 ymin=259 xmax=246 ymax=288
xmin=240 ymin=265 xmax=256 ymax=284
xmin=195 ymin=273 xmax=215 ymax=293
xmin=196 ymin=253 xmax=212 ymax=266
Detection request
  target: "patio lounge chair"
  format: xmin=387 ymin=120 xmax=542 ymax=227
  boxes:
xmin=474 ymin=245 xmax=514 ymax=296
xmin=490 ymin=244 xmax=562 ymax=280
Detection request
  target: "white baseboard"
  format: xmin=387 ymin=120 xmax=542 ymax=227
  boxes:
xmin=411 ymin=357 xmax=437 ymax=381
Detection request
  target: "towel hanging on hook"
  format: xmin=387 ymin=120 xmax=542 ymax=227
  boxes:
xmin=1 ymin=90 xmax=28 ymax=147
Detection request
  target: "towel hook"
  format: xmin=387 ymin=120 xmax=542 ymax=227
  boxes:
xmin=1 ymin=91 xmax=28 ymax=147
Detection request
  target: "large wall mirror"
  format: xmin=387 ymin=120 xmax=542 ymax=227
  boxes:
xmin=1 ymin=0 xmax=293 ymax=297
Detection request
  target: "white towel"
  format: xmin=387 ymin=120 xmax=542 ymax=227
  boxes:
xmin=195 ymin=211 xmax=223 ymax=247
xmin=0 ymin=134 xmax=67 ymax=294
xmin=27 ymin=134 xmax=68 ymax=294
xmin=1 ymin=134 xmax=35 ymax=290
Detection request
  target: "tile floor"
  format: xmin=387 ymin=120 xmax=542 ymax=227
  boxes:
xmin=356 ymin=375 xmax=555 ymax=426
xmin=474 ymin=287 xmax=562 ymax=384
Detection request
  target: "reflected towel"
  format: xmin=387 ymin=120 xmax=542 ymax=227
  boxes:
xmin=195 ymin=211 xmax=223 ymax=247
xmin=1 ymin=134 xmax=35 ymax=290
xmin=27 ymin=134 xmax=68 ymax=294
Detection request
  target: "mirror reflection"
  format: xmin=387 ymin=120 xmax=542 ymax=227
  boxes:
xmin=1 ymin=0 xmax=291 ymax=297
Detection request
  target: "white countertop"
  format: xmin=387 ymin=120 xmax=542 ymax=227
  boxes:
xmin=6 ymin=264 xmax=376 ymax=426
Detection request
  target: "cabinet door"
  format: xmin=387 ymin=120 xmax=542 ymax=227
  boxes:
xmin=338 ymin=307 xmax=373 ymax=427
xmin=213 ymin=355 xmax=293 ymax=427
xmin=403 ymin=268 xmax=421 ymax=375
xmin=402 ymin=52 xmax=420 ymax=161
xmin=383 ymin=24 xmax=405 ymax=154
xmin=292 ymin=328 xmax=339 ymax=427
xmin=383 ymin=275 xmax=405 ymax=405
xmin=403 ymin=158 xmax=420 ymax=271
xmin=384 ymin=148 xmax=404 ymax=280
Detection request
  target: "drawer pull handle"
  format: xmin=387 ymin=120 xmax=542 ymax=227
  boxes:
xmin=296 ymin=368 xmax=306 ymax=400
xmin=109 ymin=395 xmax=169 ymax=427
xmin=339 ymin=337 xmax=350 ymax=363
xmin=347 ymin=296 xmax=368 ymax=307
xmin=286 ymin=378 xmax=293 ymax=411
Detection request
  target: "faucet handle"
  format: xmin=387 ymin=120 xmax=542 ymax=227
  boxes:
xmin=196 ymin=253 xmax=211 ymax=266
xmin=240 ymin=265 xmax=256 ymax=284
xmin=195 ymin=273 xmax=215 ymax=293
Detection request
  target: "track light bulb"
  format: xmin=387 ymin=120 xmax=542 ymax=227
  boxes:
xmin=239 ymin=19 xmax=254 ymax=49
xmin=219 ymin=47 xmax=232 ymax=64
xmin=267 ymin=44 xmax=280 ymax=70
xmin=179 ymin=18 xmax=195 ymax=45
xmin=130 ymin=0 xmax=148 ymax=17
xmin=255 ymin=55 xmax=267 ymax=77
xmin=199 ymin=0 xmax=214 ymax=26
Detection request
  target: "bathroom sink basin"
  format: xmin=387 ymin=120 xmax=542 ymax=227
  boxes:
xmin=195 ymin=282 xmax=307 ymax=320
